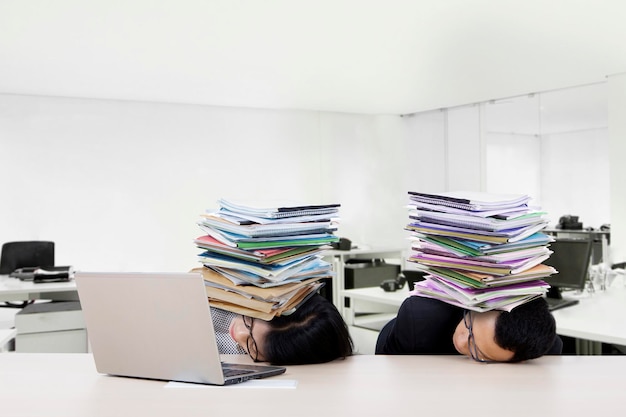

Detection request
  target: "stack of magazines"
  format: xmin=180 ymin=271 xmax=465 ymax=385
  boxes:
xmin=405 ymin=191 xmax=556 ymax=312
xmin=193 ymin=198 xmax=340 ymax=319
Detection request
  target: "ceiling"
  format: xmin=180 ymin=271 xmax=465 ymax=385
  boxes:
xmin=1 ymin=1 xmax=625 ymax=115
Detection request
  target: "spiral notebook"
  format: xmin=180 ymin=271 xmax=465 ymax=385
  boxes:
xmin=408 ymin=191 xmax=530 ymax=211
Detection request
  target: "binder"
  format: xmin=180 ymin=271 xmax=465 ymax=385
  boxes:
xmin=407 ymin=200 xmax=536 ymax=219
xmin=218 ymin=199 xmax=340 ymax=219
xmin=193 ymin=267 xmax=324 ymax=319
xmin=194 ymin=235 xmax=324 ymax=265
xmin=409 ymin=252 xmax=551 ymax=276
xmin=414 ymin=239 xmax=552 ymax=263
xmin=412 ymin=280 xmax=545 ymax=312
xmin=198 ymin=213 xmax=337 ymax=238
xmin=199 ymin=224 xmax=339 ymax=249
xmin=418 ymin=264 xmax=556 ymax=288
xmin=408 ymin=191 xmax=530 ymax=211
xmin=408 ymin=209 xmax=546 ymax=232
xmin=407 ymin=220 xmax=549 ymax=244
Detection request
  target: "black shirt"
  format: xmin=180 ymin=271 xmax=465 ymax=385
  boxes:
xmin=375 ymin=296 xmax=463 ymax=355
xmin=375 ymin=296 xmax=563 ymax=356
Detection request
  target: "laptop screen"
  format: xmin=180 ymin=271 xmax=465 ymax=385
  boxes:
xmin=75 ymin=271 xmax=285 ymax=385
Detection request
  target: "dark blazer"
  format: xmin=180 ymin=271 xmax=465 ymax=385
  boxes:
xmin=375 ymin=296 xmax=562 ymax=356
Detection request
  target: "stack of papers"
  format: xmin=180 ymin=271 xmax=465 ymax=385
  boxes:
xmin=195 ymin=199 xmax=340 ymax=319
xmin=405 ymin=191 xmax=556 ymax=312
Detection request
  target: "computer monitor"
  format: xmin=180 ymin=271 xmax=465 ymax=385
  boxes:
xmin=544 ymin=238 xmax=592 ymax=300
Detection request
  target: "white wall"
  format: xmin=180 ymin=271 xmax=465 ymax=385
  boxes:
xmin=399 ymin=84 xmax=612 ymax=231
xmin=447 ymin=106 xmax=482 ymax=191
xmin=1 ymin=84 xmax=614 ymax=272
xmin=484 ymin=132 xmax=542 ymax=205
xmin=608 ymin=73 xmax=626 ymax=264
xmin=0 ymin=94 xmax=413 ymax=272
xmin=541 ymin=128 xmax=610 ymax=228
xmin=483 ymin=85 xmax=610 ymax=229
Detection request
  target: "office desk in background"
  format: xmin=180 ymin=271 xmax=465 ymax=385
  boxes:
xmin=323 ymin=247 xmax=404 ymax=312
xmin=551 ymin=287 xmax=626 ymax=353
xmin=1 ymin=353 xmax=625 ymax=416
xmin=341 ymin=287 xmax=408 ymax=353
xmin=342 ymin=286 xmax=626 ymax=355
xmin=0 ymin=274 xmax=78 ymax=303
xmin=0 ymin=275 xmax=83 ymax=352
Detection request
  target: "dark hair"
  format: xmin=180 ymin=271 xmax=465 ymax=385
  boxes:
xmin=262 ymin=293 xmax=354 ymax=365
xmin=494 ymin=297 xmax=557 ymax=362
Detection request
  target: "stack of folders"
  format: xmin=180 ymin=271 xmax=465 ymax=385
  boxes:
xmin=193 ymin=198 xmax=340 ymax=320
xmin=405 ymin=191 xmax=557 ymax=312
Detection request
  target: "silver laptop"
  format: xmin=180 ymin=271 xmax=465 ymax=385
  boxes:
xmin=75 ymin=271 xmax=286 ymax=385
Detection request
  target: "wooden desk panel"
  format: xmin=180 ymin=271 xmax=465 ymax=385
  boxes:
xmin=1 ymin=353 xmax=625 ymax=416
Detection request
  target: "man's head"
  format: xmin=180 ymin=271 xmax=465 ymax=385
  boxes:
xmin=452 ymin=297 xmax=558 ymax=363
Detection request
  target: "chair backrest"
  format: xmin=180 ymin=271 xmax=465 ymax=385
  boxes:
xmin=0 ymin=241 xmax=55 ymax=275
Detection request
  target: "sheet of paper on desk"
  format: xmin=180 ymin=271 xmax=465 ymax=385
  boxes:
xmin=165 ymin=379 xmax=298 ymax=389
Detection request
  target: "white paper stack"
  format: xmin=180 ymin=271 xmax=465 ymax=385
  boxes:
xmin=194 ymin=199 xmax=341 ymax=319
xmin=405 ymin=191 xmax=557 ymax=312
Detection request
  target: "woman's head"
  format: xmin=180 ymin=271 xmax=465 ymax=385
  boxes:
xmin=229 ymin=294 xmax=353 ymax=365
xmin=251 ymin=294 xmax=353 ymax=365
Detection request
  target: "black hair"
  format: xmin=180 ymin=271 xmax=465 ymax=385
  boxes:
xmin=262 ymin=293 xmax=354 ymax=365
xmin=494 ymin=297 xmax=557 ymax=362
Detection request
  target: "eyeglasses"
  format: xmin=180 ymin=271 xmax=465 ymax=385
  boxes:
xmin=243 ymin=315 xmax=259 ymax=362
xmin=463 ymin=310 xmax=494 ymax=363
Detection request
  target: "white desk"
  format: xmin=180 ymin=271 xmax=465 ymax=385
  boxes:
xmin=551 ymin=287 xmax=626 ymax=353
xmin=0 ymin=275 xmax=78 ymax=303
xmin=343 ymin=286 xmax=626 ymax=354
xmin=0 ymin=275 xmax=82 ymax=352
xmin=1 ymin=353 xmax=625 ymax=416
xmin=341 ymin=286 xmax=408 ymax=326
xmin=323 ymin=247 xmax=404 ymax=312
xmin=341 ymin=287 xmax=409 ymax=353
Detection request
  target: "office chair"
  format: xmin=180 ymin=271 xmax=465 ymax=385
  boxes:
xmin=0 ymin=241 xmax=55 ymax=275
xmin=0 ymin=241 xmax=55 ymax=309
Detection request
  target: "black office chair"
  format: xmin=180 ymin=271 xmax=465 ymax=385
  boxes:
xmin=0 ymin=241 xmax=55 ymax=275
xmin=0 ymin=241 xmax=55 ymax=308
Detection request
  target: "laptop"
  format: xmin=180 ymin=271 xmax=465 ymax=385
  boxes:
xmin=75 ymin=271 xmax=286 ymax=385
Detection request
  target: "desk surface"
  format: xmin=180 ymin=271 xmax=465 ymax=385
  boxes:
xmin=1 ymin=353 xmax=625 ymax=416
xmin=324 ymin=246 xmax=405 ymax=260
xmin=343 ymin=286 xmax=626 ymax=346
xmin=342 ymin=286 xmax=410 ymax=306
xmin=551 ymin=287 xmax=626 ymax=345
xmin=0 ymin=275 xmax=77 ymax=302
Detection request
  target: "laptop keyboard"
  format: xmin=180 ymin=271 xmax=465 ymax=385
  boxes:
xmin=222 ymin=367 xmax=254 ymax=378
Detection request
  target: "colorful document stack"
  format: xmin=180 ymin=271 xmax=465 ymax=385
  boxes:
xmin=194 ymin=199 xmax=340 ymax=320
xmin=405 ymin=191 xmax=556 ymax=312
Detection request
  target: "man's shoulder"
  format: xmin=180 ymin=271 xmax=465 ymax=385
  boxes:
xmin=401 ymin=295 xmax=461 ymax=314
